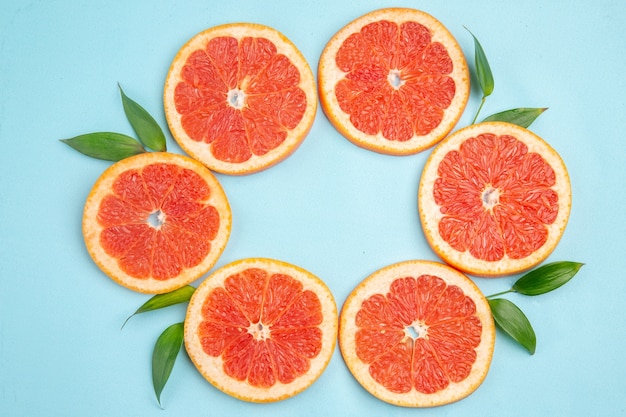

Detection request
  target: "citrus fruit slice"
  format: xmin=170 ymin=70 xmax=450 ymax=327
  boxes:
xmin=83 ymin=152 xmax=231 ymax=294
xmin=318 ymin=8 xmax=470 ymax=155
xmin=164 ymin=23 xmax=317 ymax=175
xmin=184 ymin=258 xmax=337 ymax=402
xmin=339 ymin=260 xmax=495 ymax=407
xmin=418 ymin=122 xmax=572 ymax=276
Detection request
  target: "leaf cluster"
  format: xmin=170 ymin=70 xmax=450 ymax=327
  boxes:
xmin=122 ymin=286 xmax=195 ymax=408
xmin=487 ymin=262 xmax=583 ymax=354
xmin=466 ymin=28 xmax=547 ymax=128
xmin=60 ymin=85 xmax=166 ymax=160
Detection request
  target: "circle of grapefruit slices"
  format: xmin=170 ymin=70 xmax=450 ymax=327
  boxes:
xmin=164 ymin=23 xmax=317 ymax=175
xmin=82 ymin=152 xmax=231 ymax=294
xmin=184 ymin=258 xmax=338 ymax=403
xmin=318 ymin=8 xmax=470 ymax=155
xmin=418 ymin=122 xmax=572 ymax=276
xmin=75 ymin=9 xmax=575 ymax=408
xmin=339 ymin=260 xmax=495 ymax=407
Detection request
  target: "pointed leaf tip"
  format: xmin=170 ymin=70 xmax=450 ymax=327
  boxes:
xmin=482 ymin=107 xmax=548 ymax=128
xmin=465 ymin=27 xmax=494 ymax=97
xmin=60 ymin=132 xmax=145 ymax=161
xmin=122 ymin=285 xmax=195 ymax=328
xmin=513 ymin=261 xmax=584 ymax=296
xmin=489 ymin=298 xmax=536 ymax=354
xmin=118 ymin=84 xmax=167 ymax=152
xmin=152 ymin=322 xmax=185 ymax=408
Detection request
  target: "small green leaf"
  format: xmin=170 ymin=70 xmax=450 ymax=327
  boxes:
xmin=489 ymin=298 xmax=536 ymax=355
xmin=465 ymin=27 xmax=494 ymax=97
xmin=513 ymin=261 xmax=584 ymax=296
xmin=122 ymin=285 xmax=195 ymax=328
xmin=153 ymin=322 xmax=184 ymax=408
xmin=482 ymin=107 xmax=548 ymax=128
xmin=60 ymin=132 xmax=145 ymax=161
xmin=119 ymin=84 xmax=166 ymax=152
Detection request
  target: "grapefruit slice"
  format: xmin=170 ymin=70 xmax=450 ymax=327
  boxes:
xmin=418 ymin=122 xmax=572 ymax=276
xmin=339 ymin=260 xmax=495 ymax=407
xmin=184 ymin=258 xmax=337 ymax=402
xmin=83 ymin=152 xmax=231 ymax=294
xmin=318 ymin=8 xmax=470 ymax=155
xmin=164 ymin=23 xmax=317 ymax=175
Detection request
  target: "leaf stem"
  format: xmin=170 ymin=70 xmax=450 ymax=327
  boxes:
xmin=486 ymin=288 xmax=514 ymax=299
xmin=472 ymin=95 xmax=487 ymax=124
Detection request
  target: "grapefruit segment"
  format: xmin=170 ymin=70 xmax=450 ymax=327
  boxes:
xmin=318 ymin=8 xmax=469 ymax=155
xmin=82 ymin=152 xmax=231 ymax=293
xmin=164 ymin=23 xmax=317 ymax=175
xmin=184 ymin=258 xmax=337 ymax=403
xmin=339 ymin=260 xmax=495 ymax=407
xmin=419 ymin=122 xmax=571 ymax=276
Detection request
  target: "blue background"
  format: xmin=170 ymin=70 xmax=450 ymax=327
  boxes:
xmin=1 ymin=1 xmax=625 ymax=416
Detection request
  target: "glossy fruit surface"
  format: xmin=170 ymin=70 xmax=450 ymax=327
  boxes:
xmin=164 ymin=23 xmax=317 ymax=175
xmin=318 ymin=8 xmax=469 ymax=155
xmin=418 ymin=122 xmax=571 ymax=276
xmin=339 ymin=260 xmax=495 ymax=407
xmin=83 ymin=152 xmax=231 ymax=293
xmin=184 ymin=258 xmax=337 ymax=402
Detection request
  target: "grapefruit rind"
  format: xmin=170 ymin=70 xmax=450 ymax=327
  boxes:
xmin=418 ymin=122 xmax=572 ymax=277
xmin=184 ymin=258 xmax=338 ymax=403
xmin=82 ymin=152 xmax=232 ymax=294
xmin=164 ymin=23 xmax=318 ymax=175
xmin=318 ymin=8 xmax=470 ymax=155
xmin=339 ymin=260 xmax=495 ymax=407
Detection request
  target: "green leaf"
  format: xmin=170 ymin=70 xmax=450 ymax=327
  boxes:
xmin=153 ymin=322 xmax=184 ymax=408
xmin=119 ymin=84 xmax=166 ymax=152
xmin=489 ymin=298 xmax=536 ymax=355
xmin=513 ymin=261 xmax=584 ymax=296
xmin=465 ymin=27 xmax=494 ymax=97
xmin=122 ymin=285 xmax=195 ymax=328
xmin=60 ymin=132 xmax=145 ymax=161
xmin=482 ymin=107 xmax=548 ymax=128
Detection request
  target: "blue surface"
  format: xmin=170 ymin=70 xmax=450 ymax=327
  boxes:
xmin=1 ymin=1 xmax=625 ymax=416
